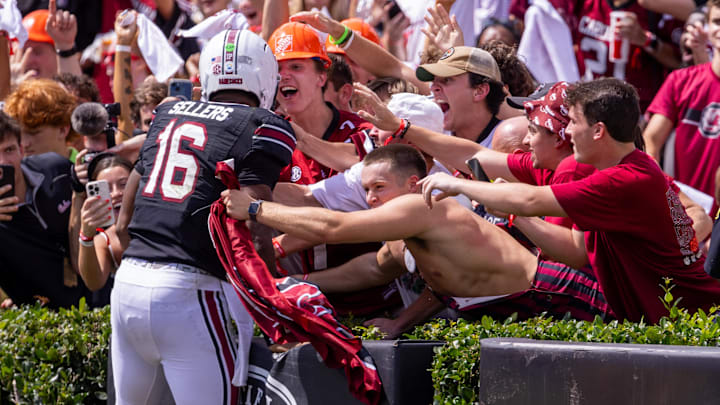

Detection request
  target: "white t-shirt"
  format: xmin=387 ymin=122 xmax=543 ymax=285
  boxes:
xmin=309 ymin=159 xmax=473 ymax=212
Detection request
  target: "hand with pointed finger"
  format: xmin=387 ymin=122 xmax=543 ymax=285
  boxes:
xmin=352 ymin=83 xmax=402 ymax=131
xmin=417 ymin=172 xmax=462 ymax=208
xmin=46 ymin=0 xmax=77 ymax=52
xmin=0 ymin=185 xmax=19 ymax=221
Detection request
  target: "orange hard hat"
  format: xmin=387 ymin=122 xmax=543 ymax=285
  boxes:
xmin=22 ymin=9 xmax=54 ymax=45
xmin=269 ymin=22 xmax=331 ymax=68
xmin=326 ymin=18 xmax=381 ymax=55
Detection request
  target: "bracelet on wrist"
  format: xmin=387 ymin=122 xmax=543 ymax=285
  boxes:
xmin=393 ymin=118 xmax=411 ymax=139
xmin=329 ymin=25 xmax=350 ymax=45
xmin=302 ymin=273 xmax=309 ymax=281
xmin=272 ymin=238 xmax=287 ymax=258
xmin=339 ymin=30 xmax=355 ymax=50
xmin=643 ymin=32 xmax=659 ymax=52
xmin=79 ymin=230 xmax=94 ymax=242
xmin=115 ymin=44 xmax=132 ymax=54
xmin=56 ymin=45 xmax=78 ymax=58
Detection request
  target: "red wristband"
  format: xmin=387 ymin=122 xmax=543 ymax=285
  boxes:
xmin=303 ymin=273 xmax=309 ymax=281
xmin=79 ymin=230 xmax=94 ymax=242
xmin=272 ymin=238 xmax=287 ymax=258
xmin=508 ymin=214 xmax=516 ymax=228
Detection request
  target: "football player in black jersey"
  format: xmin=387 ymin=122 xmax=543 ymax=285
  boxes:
xmin=112 ymin=28 xmax=295 ymax=405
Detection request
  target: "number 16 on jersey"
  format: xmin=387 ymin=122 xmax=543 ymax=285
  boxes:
xmin=142 ymin=119 xmax=208 ymax=203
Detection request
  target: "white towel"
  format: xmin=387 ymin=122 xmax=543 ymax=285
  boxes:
xmin=0 ymin=0 xmax=28 ymax=48
xmin=517 ymin=0 xmax=580 ymax=83
xmin=136 ymin=13 xmax=184 ymax=82
xmin=178 ymin=9 xmax=248 ymax=40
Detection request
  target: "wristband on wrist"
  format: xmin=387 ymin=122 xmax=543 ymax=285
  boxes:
xmin=329 ymin=25 xmax=350 ymax=45
xmin=115 ymin=44 xmax=132 ymax=54
xmin=303 ymin=273 xmax=309 ymax=281
xmin=339 ymin=30 xmax=355 ymax=50
xmin=56 ymin=45 xmax=78 ymax=57
xmin=272 ymin=238 xmax=287 ymax=258
xmin=393 ymin=118 xmax=411 ymax=139
xmin=643 ymin=31 xmax=658 ymax=52
xmin=78 ymin=237 xmax=94 ymax=247
xmin=79 ymin=230 xmax=94 ymax=242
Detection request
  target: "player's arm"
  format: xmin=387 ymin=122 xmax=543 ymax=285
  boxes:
xmin=301 ymin=242 xmax=406 ymax=293
xmin=642 ymin=113 xmax=674 ymax=163
xmin=353 ymin=84 xmax=517 ymax=181
xmin=365 ymin=286 xmax=446 ymax=339
xmin=290 ymin=11 xmax=430 ymax=93
xmin=222 ymin=190 xmax=435 ymax=245
xmin=112 ymin=10 xmax=138 ymax=144
xmin=511 ymin=216 xmax=589 ymax=269
xmin=419 ymin=172 xmax=566 ymax=217
xmin=116 ymin=169 xmax=141 ymax=251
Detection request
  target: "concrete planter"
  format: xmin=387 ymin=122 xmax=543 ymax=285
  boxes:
xmin=477 ymin=338 xmax=720 ymax=405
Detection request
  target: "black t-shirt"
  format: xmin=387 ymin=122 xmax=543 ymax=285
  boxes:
xmin=125 ymin=101 xmax=295 ymax=278
xmin=0 ymin=152 xmax=87 ymax=308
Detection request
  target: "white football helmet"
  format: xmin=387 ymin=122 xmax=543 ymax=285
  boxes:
xmin=199 ymin=29 xmax=279 ymax=109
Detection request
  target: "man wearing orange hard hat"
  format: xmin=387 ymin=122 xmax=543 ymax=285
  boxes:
xmin=268 ymin=22 xmax=385 ymax=311
xmin=20 ymin=9 xmax=58 ymax=79
xmin=325 ymin=18 xmax=380 ymax=85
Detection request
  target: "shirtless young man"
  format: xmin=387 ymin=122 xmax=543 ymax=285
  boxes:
xmin=222 ymin=145 xmax=611 ymax=337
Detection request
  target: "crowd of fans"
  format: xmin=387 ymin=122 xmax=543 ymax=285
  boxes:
xmin=2 ymin=0 xmax=720 ymax=401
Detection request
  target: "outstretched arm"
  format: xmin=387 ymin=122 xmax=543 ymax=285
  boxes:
xmin=418 ymin=172 xmax=566 ymax=217
xmin=353 ymin=84 xmax=517 ymax=180
xmin=222 ymin=189 xmax=436 ymax=245
xmin=637 ymin=0 xmax=695 ymax=21
xmin=290 ymin=11 xmax=430 ymax=93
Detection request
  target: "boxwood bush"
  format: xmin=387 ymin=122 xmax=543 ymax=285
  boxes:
xmin=0 ymin=299 xmax=109 ymax=404
xmin=2 ymin=280 xmax=719 ymax=405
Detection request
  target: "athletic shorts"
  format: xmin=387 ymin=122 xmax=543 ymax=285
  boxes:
xmin=435 ymin=260 xmax=614 ymax=322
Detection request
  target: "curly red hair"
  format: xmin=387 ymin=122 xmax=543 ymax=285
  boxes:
xmin=5 ymin=79 xmax=76 ymax=130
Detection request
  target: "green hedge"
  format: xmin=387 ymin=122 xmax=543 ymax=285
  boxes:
xmin=2 ymin=280 xmax=719 ymax=405
xmin=0 ymin=299 xmax=109 ymax=404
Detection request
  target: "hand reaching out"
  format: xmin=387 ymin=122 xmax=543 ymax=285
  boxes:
xmin=421 ymin=3 xmax=464 ymax=52
xmin=352 ymin=83 xmax=401 ymax=131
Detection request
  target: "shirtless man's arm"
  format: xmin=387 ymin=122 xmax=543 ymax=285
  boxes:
xmin=221 ymin=190 xmax=436 ymax=245
xmin=353 ymin=84 xmax=517 ymax=180
xmin=298 ymin=241 xmax=406 ymax=293
xmin=367 ymin=286 xmax=446 ymax=340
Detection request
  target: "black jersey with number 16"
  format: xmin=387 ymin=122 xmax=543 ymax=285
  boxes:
xmin=124 ymin=100 xmax=295 ymax=279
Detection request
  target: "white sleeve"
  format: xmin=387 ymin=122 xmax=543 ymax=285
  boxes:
xmin=309 ymin=162 xmax=370 ymax=212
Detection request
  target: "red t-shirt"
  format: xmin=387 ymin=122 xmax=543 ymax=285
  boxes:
xmin=647 ymin=63 xmax=720 ymax=201
xmin=278 ymin=107 xmax=372 ymax=185
xmin=507 ymin=152 xmax=596 ymax=228
xmin=568 ymin=0 xmax=681 ymax=110
xmin=551 ymin=149 xmax=720 ymax=322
